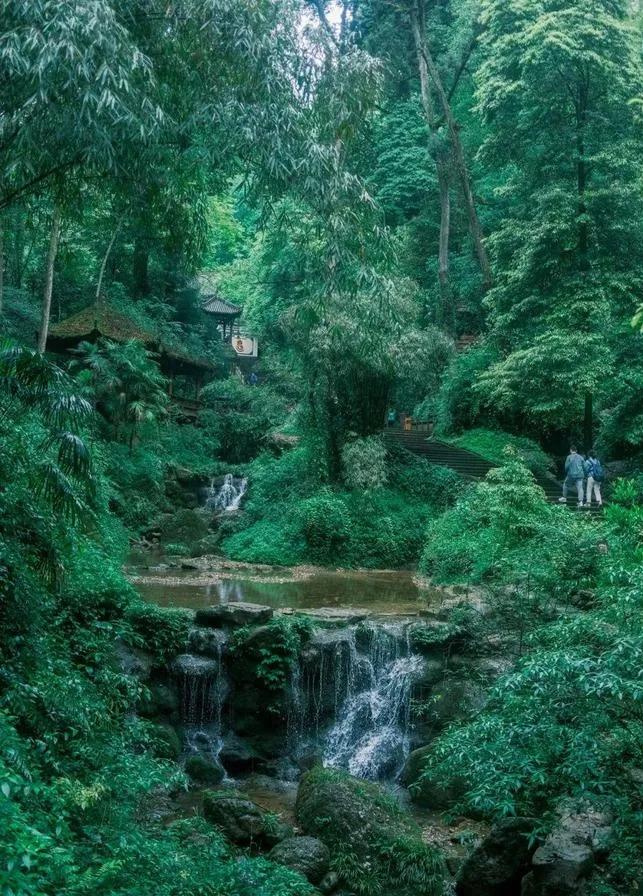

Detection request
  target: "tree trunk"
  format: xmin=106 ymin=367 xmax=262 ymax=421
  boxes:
xmin=38 ymin=206 xmax=62 ymax=353
xmin=584 ymin=391 xmax=593 ymax=454
xmin=96 ymin=217 xmax=124 ymax=302
xmin=576 ymin=80 xmax=589 ymax=269
xmin=133 ymin=237 xmax=150 ymax=295
xmin=412 ymin=0 xmax=492 ymax=288
xmin=411 ymin=4 xmax=454 ymax=329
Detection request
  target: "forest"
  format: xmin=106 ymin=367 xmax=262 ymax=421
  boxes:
xmin=0 ymin=1 xmax=642 ymax=895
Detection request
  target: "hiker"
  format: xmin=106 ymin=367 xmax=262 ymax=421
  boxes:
xmin=386 ymin=408 xmax=397 ymax=428
xmin=585 ymin=450 xmax=604 ymax=508
xmin=559 ymin=445 xmax=585 ymax=506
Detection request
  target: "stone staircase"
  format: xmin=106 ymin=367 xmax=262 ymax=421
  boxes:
xmin=382 ymin=430 xmax=603 ymax=512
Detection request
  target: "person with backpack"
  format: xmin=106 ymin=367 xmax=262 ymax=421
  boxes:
xmin=559 ymin=445 xmax=586 ymax=506
xmin=585 ymin=451 xmax=604 ymax=508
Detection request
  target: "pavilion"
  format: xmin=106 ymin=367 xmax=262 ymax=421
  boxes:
xmin=46 ymin=303 xmax=220 ymax=419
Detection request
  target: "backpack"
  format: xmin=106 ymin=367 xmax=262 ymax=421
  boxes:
xmin=591 ymin=459 xmax=605 ymax=482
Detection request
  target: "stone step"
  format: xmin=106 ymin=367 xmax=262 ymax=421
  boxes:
xmin=383 ymin=431 xmax=606 ymax=511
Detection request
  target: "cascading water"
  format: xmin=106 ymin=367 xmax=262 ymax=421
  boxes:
xmin=295 ymin=621 xmax=424 ymax=781
xmin=204 ymin=474 xmax=247 ymax=512
xmin=174 ymin=631 xmax=229 ymax=764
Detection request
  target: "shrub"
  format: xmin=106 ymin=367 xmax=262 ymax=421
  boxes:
xmin=445 ymin=428 xmax=554 ymax=478
xmin=222 ymin=517 xmax=306 ymax=566
xmin=125 ymin=602 xmax=191 ymax=662
xmin=420 ymin=451 xmax=601 ymax=616
xmin=341 ymin=436 xmax=388 ymax=491
xmin=300 ymin=491 xmax=351 ymax=562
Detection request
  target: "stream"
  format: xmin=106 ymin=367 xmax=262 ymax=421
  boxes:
xmin=130 ymin=564 xmax=436 ymax=615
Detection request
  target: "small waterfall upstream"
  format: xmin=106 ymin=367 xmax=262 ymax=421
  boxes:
xmin=295 ymin=621 xmax=424 ymax=781
xmin=204 ymin=474 xmax=247 ymax=512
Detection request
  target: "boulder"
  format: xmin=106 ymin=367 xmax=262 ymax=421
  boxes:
xmin=115 ymin=641 xmax=154 ymax=680
xmin=139 ymin=682 xmax=180 ymax=718
xmin=195 ymin=602 xmax=274 ymax=628
xmin=268 ymin=836 xmax=330 ymax=884
xmin=202 ymin=790 xmax=291 ymax=848
xmin=521 ymin=804 xmax=612 ymax=895
xmin=172 ymin=654 xmax=220 ymax=677
xmin=152 ymin=722 xmax=182 ymax=760
xmin=422 ymin=677 xmax=486 ymax=736
xmin=456 ymin=817 xmax=536 ymax=896
xmin=159 ymin=508 xmax=210 ymax=546
xmin=218 ymin=734 xmax=261 ymax=774
xmin=185 ymin=753 xmax=225 ymax=786
xmin=187 ymin=627 xmax=227 ymax=658
xmin=526 ymin=839 xmax=593 ymax=895
xmin=297 ymin=607 xmax=369 ymax=626
xmin=319 ymin=871 xmax=341 ymax=894
xmin=402 ymin=746 xmax=465 ymax=810
xmin=296 ymin=767 xmax=445 ymax=895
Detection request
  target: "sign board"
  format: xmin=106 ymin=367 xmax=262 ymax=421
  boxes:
xmin=232 ymin=335 xmax=258 ymax=358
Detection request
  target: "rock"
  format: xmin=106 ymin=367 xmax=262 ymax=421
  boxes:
xmin=152 ymin=722 xmax=182 ymax=760
xmin=195 ymin=602 xmax=274 ymax=628
xmin=297 ymin=607 xmax=369 ymax=626
xmin=268 ymin=836 xmax=330 ymax=884
xmin=203 ymin=790 xmax=291 ymax=848
xmin=172 ymin=654 xmax=220 ymax=677
xmin=187 ymin=627 xmax=227 ymax=658
xmin=456 ymin=817 xmax=536 ymax=896
xmin=319 ymin=871 xmax=341 ymax=894
xmin=402 ymin=746 xmax=465 ymax=810
xmin=528 ymin=838 xmax=593 ymax=895
xmin=185 ymin=754 xmax=225 ymax=785
xmin=218 ymin=734 xmax=260 ymax=773
xmin=296 ymin=767 xmax=444 ymax=894
xmin=423 ymin=677 xmax=487 ymax=735
xmin=139 ymin=682 xmax=180 ymax=718
xmin=521 ymin=804 xmax=612 ymax=895
xmin=409 ymin=621 xmax=465 ymax=654
xmin=115 ymin=640 xmax=154 ymax=680
xmin=159 ymin=508 xmax=209 ymax=547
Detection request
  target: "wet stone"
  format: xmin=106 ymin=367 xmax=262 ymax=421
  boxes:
xmin=195 ymin=602 xmax=274 ymax=628
xmin=172 ymin=654 xmax=220 ymax=677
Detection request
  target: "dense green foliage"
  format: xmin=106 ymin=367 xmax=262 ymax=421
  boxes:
xmin=0 ymin=349 xmax=312 ymax=895
xmin=2 ymin=1 xmax=643 ymax=894
xmin=221 ymin=445 xmax=463 ymax=567
xmin=417 ymin=461 xmax=643 ymax=894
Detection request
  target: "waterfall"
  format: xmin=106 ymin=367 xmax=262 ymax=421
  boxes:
xmin=174 ymin=632 xmax=229 ymax=763
xmin=297 ymin=622 xmax=424 ymax=781
xmin=204 ymin=474 xmax=247 ymax=512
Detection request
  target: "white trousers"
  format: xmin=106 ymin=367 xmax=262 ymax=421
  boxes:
xmin=586 ymin=477 xmax=602 ymax=505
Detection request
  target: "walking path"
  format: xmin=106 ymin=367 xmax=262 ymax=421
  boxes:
xmin=382 ymin=431 xmax=603 ymax=512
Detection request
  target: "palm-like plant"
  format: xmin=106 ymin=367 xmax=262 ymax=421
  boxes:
xmin=73 ymin=339 xmax=168 ymax=449
xmin=0 ymin=342 xmax=97 ymax=586
xmin=0 ymin=341 xmax=95 ymax=523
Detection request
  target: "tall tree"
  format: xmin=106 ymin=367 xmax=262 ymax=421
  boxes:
xmin=474 ymin=0 xmax=643 ymax=439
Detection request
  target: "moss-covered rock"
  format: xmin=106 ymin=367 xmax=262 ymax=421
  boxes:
xmin=296 ymin=767 xmax=445 ymax=896
xmin=402 ymin=745 xmax=467 ymax=810
xmin=268 ymin=836 xmax=330 ymax=884
xmin=185 ymin=754 xmax=225 ymax=785
xmin=159 ymin=508 xmax=210 ymax=552
xmin=203 ymin=790 xmax=292 ymax=849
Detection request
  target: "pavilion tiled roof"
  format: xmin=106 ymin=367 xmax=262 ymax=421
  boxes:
xmin=48 ymin=304 xmax=218 ymax=372
xmin=49 ymin=304 xmax=156 ymax=343
xmin=201 ymin=295 xmax=242 ymax=316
